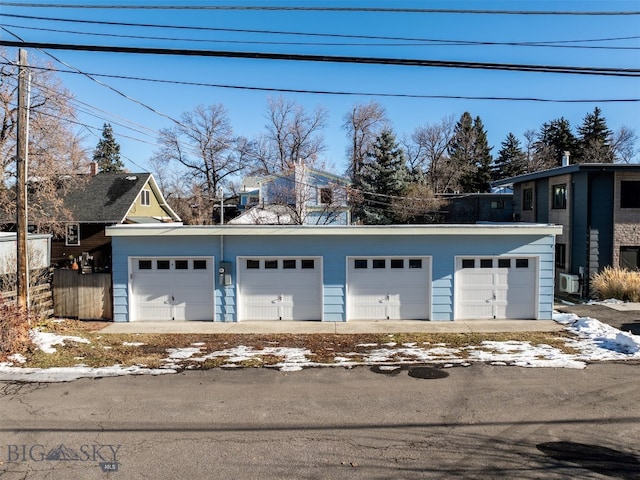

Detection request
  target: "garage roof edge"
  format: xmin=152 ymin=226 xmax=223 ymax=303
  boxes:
xmin=107 ymin=224 xmax=562 ymax=237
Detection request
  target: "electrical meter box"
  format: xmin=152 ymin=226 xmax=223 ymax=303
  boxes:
xmin=218 ymin=261 xmax=232 ymax=286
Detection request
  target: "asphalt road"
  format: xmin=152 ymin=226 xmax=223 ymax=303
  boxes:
xmin=0 ymin=363 xmax=639 ymax=480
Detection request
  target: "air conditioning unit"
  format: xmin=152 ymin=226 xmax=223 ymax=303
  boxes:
xmin=559 ymin=273 xmax=580 ymax=294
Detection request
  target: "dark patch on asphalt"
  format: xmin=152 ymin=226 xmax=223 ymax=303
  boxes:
xmin=537 ymin=441 xmax=640 ymax=479
xmin=370 ymin=365 xmax=451 ymax=378
xmin=407 ymin=366 xmax=449 ymax=379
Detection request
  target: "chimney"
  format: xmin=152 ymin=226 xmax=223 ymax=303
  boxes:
xmin=89 ymin=161 xmax=99 ymax=177
xmin=561 ymin=151 xmax=570 ymax=167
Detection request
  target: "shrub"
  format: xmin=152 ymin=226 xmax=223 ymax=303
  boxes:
xmin=0 ymin=295 xmax=33 ymax=361
xmin=591 ymin=267 xmax=640 ymax=302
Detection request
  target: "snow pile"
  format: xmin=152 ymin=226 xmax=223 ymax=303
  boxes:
xmin=467 ymin=340 xmax=586 ymax=369
xmin=554 ymin=312 xmax=640 ymax=357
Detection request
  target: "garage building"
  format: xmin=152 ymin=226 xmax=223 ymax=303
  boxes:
xmin=107 ymin=224 xmax=561 ymax=322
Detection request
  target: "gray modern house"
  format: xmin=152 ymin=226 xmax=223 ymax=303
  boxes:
xmin=492 ymin=162 xmax=640 ymax=296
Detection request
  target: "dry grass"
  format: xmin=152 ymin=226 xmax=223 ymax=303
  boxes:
xmin=0 ymin=295 xmax=34 ymax=361
xmin=20 ymin=319 xmax=578 ymax=370
xmin=591 ymin=267 xmax=640 ymax=302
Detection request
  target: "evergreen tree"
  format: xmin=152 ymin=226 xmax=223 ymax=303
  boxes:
xmin=493 ymin=133 xmax=527 ymax=180
xmin=535 ymin=117 xmax=578 ymax=167
xmin=93 ymin=123 xmax=124 ymax=173
xmin=352 ymin=130 xmax=409 ymax=224
xmin=577 ymin=107 xmax=614 ymax=163
xmin=472 ymin=117 xmax=493 ymax=192
xmin=447 ymin=112 xmax=475 ymax=192
xmin=448 ymin=112 xmax=493 ymax=192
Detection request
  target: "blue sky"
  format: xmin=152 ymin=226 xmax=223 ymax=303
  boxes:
xmin=1 ymin=1 xmax=638 ymax=176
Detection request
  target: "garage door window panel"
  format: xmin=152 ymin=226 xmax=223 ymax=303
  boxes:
xmin=157 ymin=260 xmax=170 ymax=270
xmin=265 ymin=260 xmax=278 ymax=269
xmin=373 ymin=259 xmax=386 ymax=269
xmin=283 ymin=259 xmax=296 ymax=269
xmin=409 ymin=259 xmax=422 ymax=269
xmin=138 ymin=260 xmax=152 ymax=270
xmin=354 ymin=259 xmax=368 ymax=269
xmin=498 ymin=258 xmax=511 ymax=268
xmin=391 ymin=259 xmax=404 ymax=269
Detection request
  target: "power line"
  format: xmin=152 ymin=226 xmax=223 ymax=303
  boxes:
xmin=0 ymin=28 xmax=186 ymax=128
xmin=4 ymin=22 xmax=639 ymax=51
xmin=13 ymin=63 xmax=639 ymax=103
xmin=2 ymin=14 xmax=638 ymax=50
xmin=2 ymin=4 xmax=639 ymax=15
xmin=1 ymin=40 xmax=638 ymax=77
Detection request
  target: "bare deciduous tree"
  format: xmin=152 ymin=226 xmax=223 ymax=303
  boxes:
xmin=404 ymin=115 xmax=456 ymax=193
xmin=611 ymin=126 xmax=638 ymax=164
xmin=253 ymin=96 xmax=328 ymax=175
xmin=342 ymin=101 xmax=389 ymax=180
xmin=0 ymin=49 xmax=88 ymax=235
xmin=391 ymin=183 xmax=442 ymax=224
xmin=151 ymin=103 xmax=249 ymax=223
xmin=523 ymin=128 xmax=556 ymax=172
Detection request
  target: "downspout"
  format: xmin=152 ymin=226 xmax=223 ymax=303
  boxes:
xmin=220 ymin=231 xmax=224 ymax=322
xmin=220 ymin=233 xmax=224 ymax=267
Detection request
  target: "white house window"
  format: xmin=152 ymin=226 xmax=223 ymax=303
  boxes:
xmin=65 ymin=223 xmax=80 ymax=246
xmin=140 ymin=189 xmax=151 ymax=206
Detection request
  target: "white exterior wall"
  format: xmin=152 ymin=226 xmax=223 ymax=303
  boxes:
xmin=0 ymin=233 xmax=51 ymax=275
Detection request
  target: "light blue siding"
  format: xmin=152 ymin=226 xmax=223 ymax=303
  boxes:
xmin=110 ymin=228 xmax=558 ymax=322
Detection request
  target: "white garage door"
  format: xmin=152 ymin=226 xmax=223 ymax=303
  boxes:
xmin=455 ymin=257 xmax=537 ymax=320
xmin=347 ymin=257 xmax=430 ymax=320
xmin=238 ymin=257 xmax=322 ymax=321
xmin=131 ymin=257 xmax=214 ymax=321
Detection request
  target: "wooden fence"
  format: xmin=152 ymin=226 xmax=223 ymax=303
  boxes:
xmin=1 ymin=283 xmax=54 ymax=319
xmin=53 ymin=270 xmax=113 ymax=320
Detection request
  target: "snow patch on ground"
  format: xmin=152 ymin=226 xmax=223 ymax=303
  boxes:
xmin=29 ymin=330 xmax=90 ymax=354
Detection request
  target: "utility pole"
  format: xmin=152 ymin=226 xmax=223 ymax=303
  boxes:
xmin=16 ymin=49 xmax=30 ymax=311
